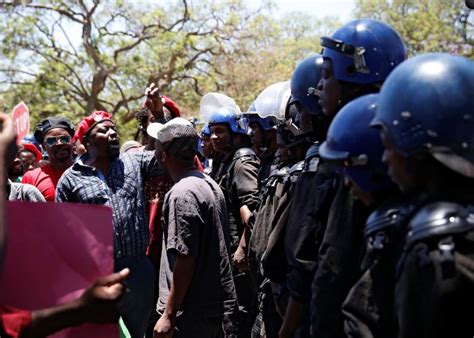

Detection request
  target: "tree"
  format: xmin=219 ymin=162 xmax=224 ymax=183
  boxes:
xmin=0 ymin=0 xmax=267 ymax=124
xmin=0 ymin=0 xmax=342 ymax=140
xmin=353 ymin=0 xmax=473 ymax=58
xmin=207 ymin=12 xmax=342 ymax=111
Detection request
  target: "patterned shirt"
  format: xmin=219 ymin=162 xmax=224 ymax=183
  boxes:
xmin=55 ymin=151 xmax=164 ymax=259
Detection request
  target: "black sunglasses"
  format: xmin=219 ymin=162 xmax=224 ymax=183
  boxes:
xmin=45 ymin=135 xmax=71 ymax=147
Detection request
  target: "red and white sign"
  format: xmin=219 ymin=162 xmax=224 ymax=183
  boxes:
xmin=11 ymin=101 xmax=30 ymax=144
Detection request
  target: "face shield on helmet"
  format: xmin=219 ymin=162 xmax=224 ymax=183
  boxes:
xmin=243 ymin=101 xmax=279 ymax=132
xmin=199 ymin=92 xmax=241 ymax=122
xmin=320 ymin=19 xmax=406 ymax=85
xmin=243 ymin=80 xmax=291 ymax=134
xmin=319 ymin=94 xmax=392 ymax=192
xmin=254 ymin=80 xmax=291 ymax=123
xmin=371 ymin=53 xmax=474 ymax=178
xmin=245 ymin=80 xmax=302 ymax=147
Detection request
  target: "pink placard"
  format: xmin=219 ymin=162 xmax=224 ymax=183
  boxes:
xmin=0 ymin=201 xmax=118 ymax=338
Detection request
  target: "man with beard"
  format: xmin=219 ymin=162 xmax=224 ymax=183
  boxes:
xmin=56 ymin=110 xmax=161 ymax=338
xmin=22 ymin=117 xmax=75 ymax=201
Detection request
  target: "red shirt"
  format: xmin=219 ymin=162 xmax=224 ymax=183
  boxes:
xmin=0 ymin=305 xmax=32 ymax=338
xmin=21 ymin=164 xmax=66 ymax=202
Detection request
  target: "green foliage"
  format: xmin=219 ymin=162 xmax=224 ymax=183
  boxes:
xmin=1 ymin=0 xmax=470 ymax=144
xmin=0 ymin=0 xmax=340 ymax=143
xmin=353 ymin=0 xmax=473 ymax=58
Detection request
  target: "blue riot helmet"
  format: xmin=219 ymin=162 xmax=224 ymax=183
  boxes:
xmin=320 ymin=94 xmax=392 ymax=192
xmin=289 ymin=54 xmax=324 ymax=115
xmin=321 ymin=19 xmax=406 ymax=85
xmin=201 ymin=124 xmax=211 ymax=138
xmin=208 ymin=106 xmax=248 ymax=135
xmin=372 ymin=53 xmax=474 ymax=178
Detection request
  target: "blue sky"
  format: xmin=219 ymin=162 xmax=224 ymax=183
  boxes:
xmin=273 ymin=0 xmax=355 ymax=22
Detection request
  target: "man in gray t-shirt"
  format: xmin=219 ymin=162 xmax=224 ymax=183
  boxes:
xmin=8 ymin=180 xmax=46 ymax=202
xmin=150 ymin=118 xmax=237 ymax=338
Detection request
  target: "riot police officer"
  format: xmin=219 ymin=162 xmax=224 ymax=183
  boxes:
xmin=318 ymin=94 xmax=407 ymax=338
xmin=245 ymin=81 xmax=294 ymax=337
xmin=199 ymin=124 xmax=217 ymax=174
xmin=278 ymin=54 xmax=335 ymax=338
xmin=372 ymin=53 xmax=474 ymax=338
xmin=244 ymin=100 xmax=282 ymax=187
xmin=243 ymin=81 xmax=290 ymax=189
xmin=310 ymin=19 xmax=406 ymax=338
xmin=208 ymin=106 xmax=260 ymax=337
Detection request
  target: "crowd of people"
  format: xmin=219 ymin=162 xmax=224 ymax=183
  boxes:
xmin=0 ymin=17 xmax=473 ymax=338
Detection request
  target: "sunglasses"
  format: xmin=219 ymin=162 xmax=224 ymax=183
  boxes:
xmin=45 ymin=135 xmax=71 ymax=147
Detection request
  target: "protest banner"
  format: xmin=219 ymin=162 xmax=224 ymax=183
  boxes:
xmin=0 ymin=201 xmax=118 ymax=338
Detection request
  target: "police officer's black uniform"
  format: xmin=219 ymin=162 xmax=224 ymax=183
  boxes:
xmin=212 ymin=146 xmax=260 ymax=338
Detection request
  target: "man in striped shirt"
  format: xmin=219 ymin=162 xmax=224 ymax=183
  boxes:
xmin=56 ymin=110 xmax=163 ymax=338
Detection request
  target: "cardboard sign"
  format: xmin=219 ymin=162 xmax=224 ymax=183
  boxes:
xmin=11 ymin=102 xmax=30 ymax=144
xmin=0 ymin=201 xmax=118 ymax=338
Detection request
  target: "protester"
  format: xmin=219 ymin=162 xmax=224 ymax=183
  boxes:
xmin=7 ymin=151 xmax=24 ymax=183
xmin=142 ymin=86 xmax=207 ymax=337
xmin=120 ymin=140 xmax=142 ymax=154
xmin=22 ymin=117 xmax=75 ymax=201
xmin=7 ymin=179 xmax=45 ymax=202
xmin=7 ymin=140 xmax=40 ymax=183
xmin=55 ymin=110 xmax=160 ymax=337
xmin=136 ymin=83 xmax=181 ymax=148
xmin=149 ymin=118 xmax=237 ymax=337
xmin=0 ymin=113 xmax=130 ymax=338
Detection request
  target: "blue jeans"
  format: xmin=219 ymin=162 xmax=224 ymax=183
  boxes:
xmin=116 ymin=255 xmax=156 ymax=338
